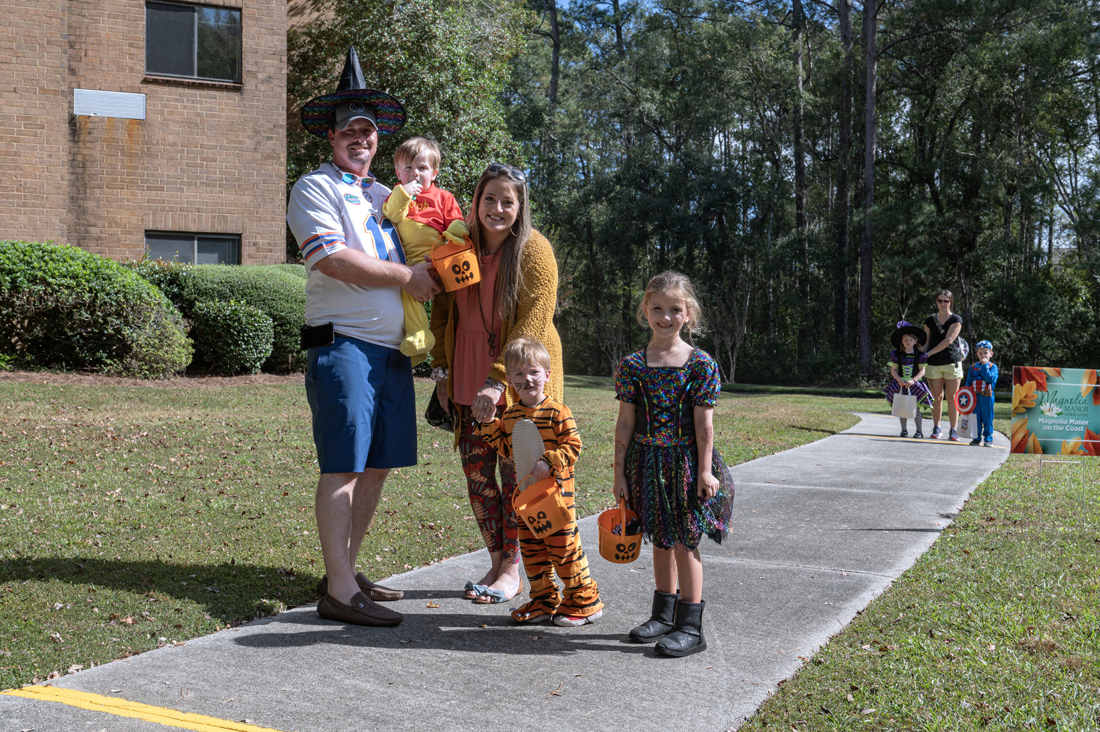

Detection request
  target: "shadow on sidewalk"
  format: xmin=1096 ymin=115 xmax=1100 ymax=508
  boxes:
xmin=232 ymin=608 xmax=659 ymax=657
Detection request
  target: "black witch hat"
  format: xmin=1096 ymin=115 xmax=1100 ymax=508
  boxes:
xmin=891 ymin=320 xmax=927 ymax=350
xmin=300 ymin=47 xmax=406 ymax=138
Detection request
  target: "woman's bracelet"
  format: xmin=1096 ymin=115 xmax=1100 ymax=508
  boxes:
xmin=484 ymin=377 xmax=506 ymax=393
xmin=431 ymin=367 xmax=448 ymax=383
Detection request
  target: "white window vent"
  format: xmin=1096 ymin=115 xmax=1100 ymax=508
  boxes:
xmin=73 ymin=89 xmax=146 ymax=120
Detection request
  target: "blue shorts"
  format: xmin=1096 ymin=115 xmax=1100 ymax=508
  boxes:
xmin=304 ymin=337 xmax=417 ymax=474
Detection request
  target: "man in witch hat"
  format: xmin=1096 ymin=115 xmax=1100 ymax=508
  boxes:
xmin=288 ymin=47 xmax=441 ymax=626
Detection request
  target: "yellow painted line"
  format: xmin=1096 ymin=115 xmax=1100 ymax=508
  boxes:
xmin=1 ymin=686 xmax=289 ymax=732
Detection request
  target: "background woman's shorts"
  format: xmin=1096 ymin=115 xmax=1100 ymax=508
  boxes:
xmin=924 ymin=361 xmax=963 ymax=380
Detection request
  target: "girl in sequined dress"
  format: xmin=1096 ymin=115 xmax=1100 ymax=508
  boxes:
xmin=612 ymin=272 xmax=734 ymax=657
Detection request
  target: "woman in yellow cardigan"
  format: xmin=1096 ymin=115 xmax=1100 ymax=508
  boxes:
xmin=429 ymin=163 xmax=563 ymax=605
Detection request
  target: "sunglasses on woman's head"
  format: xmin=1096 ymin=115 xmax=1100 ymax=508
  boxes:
xmin=487 ymin=162 xmax=527 ymax=184
xmin=937 ymin=299 xmax=951 ymax=304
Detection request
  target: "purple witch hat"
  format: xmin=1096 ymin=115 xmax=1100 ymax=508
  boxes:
xmin=300 ymin=47 xmax=406 ymax=138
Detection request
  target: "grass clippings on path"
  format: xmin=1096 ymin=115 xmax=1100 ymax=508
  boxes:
xmin=0 ymin=373 xmax=866 ymax=689
xmin=745 ymin=407 xmax=1099 ymax=731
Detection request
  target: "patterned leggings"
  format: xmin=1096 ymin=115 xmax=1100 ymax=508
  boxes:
xmin=899 ymin=412 xmax=923 ymax=433
xmin=458 ymin=406 xmax=520 ymax=565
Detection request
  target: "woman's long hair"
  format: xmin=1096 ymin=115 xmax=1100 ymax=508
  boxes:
xmin=466 ymin=166 xmax=532 ymax=324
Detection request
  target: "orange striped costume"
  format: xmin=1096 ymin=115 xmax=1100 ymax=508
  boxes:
xmin=478 ymin=397 xmax=603 ymax=619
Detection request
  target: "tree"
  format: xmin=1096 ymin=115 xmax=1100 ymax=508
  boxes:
xmin=499 ymin=0 xmax=1100 ymax=380
xmin=286 ymin=0 xmax=533 ymax=217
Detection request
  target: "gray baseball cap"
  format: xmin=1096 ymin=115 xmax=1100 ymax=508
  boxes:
xmin=334 ymin=102 xmax=378 ymax=131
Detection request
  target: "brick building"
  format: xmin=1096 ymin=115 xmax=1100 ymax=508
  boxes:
xmin=1 ymin=0 xmax=287 ymax=265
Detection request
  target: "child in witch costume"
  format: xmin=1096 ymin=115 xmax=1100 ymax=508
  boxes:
xmin=885 ymin=321 xmax=933 ymax=438
xmin=382 ymin=137 xmax=468 ymax=364
xmin=476 ymin=338 xmax=603 ymax=625
xmin=964 ymin=340 xmax=999 ymax=446
xmin=613 ymin=271 xmax=734 ymax=657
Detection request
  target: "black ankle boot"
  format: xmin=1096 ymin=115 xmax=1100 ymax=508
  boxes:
xmin=655 ymin=600 xmax=706 ymax=657
xmin=628 ymin=590 xmax=678 ymax=642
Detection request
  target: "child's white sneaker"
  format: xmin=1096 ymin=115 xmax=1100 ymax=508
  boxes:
xmin=553 ymin=609 xmax=603 ymax=627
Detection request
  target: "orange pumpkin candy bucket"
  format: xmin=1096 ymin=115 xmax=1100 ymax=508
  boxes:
xmin=430 ymin=236 xmax=481 ymax=292
xmin=598 ymin=498 xmax=642 ymax=564
xmin=513 ymin=476 xmax=571 ymax=539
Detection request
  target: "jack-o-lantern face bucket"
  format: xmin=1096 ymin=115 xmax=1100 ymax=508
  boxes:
xmin=598 ymin=498 xmax=642 ymax=564
xmin=430 ymin=237 xmax=481 ymax=292
xmin=513 ymin=476 xmax=571 ymax=539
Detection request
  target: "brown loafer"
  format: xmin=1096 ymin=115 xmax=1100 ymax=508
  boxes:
xmin=315 ymin=573 xmax=404 ymax=602
xmin=317 ymin=591 xmax=403 ymax=627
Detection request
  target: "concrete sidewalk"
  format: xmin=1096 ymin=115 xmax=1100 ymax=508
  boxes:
xmin=1 ymin=412 xmax=1009 ymax=732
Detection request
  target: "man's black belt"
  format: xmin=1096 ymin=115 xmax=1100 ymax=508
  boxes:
xmin=300 ymin=322 xmax=334 ymax=350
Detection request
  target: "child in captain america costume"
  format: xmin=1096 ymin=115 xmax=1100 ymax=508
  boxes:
xmin=964 ymin=340 xmax=999 ymax=446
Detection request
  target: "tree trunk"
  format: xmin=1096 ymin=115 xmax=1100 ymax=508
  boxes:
xmin=858 ymin=2 xmax=878 ymax=376
xmin=833 ymin=0 xmax=853 ymax=349
xmin=546 ymin=0 xmax=560 ymax=109
xmin=793 ymin=0 xmax=809 ymax=358
xmin=611 ymin=0 xmax=625 ymax=55
xmin=1048 ymin=206 xmax=1054 ymax=269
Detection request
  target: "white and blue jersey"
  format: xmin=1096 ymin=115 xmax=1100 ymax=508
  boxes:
xmin=287 ymin=162 xmax=408 ymax=349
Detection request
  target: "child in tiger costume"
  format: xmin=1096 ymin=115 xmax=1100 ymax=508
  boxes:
xmin=477 ymin=337 xmax=604 ymax=626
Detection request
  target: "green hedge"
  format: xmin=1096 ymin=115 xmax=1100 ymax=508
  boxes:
xmin=126 ymin=261 xmax=308 ymax=373
xmin=120 ymin=259 xmax=195 ymax=312
xmin=190 ymin=300 xmax=274 ymax=375
xmin=179 ymin=265 xmax=307 ymax=373
xmin=0 ymin=241 xmax=191 ymax=377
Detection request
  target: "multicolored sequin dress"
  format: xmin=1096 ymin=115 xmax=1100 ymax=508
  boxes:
xmin=615 ymin=349 xmax=735 ymax=550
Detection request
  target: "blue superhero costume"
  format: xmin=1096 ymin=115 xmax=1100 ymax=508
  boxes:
xmin=964 ymin=360 xmax=999 ymax=443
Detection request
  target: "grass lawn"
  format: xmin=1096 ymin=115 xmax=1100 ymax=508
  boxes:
xmin=745 ymin=405 xmax=1100 ymax=731
xmin=0 ymin=375 xmax=867 ymax=689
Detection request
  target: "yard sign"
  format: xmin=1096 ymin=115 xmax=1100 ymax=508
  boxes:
xmin=1011 ymin=367 xmax=1100 ymax=454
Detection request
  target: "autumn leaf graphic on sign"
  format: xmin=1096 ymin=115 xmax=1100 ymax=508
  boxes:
xmin=1010 ymin=417 xmax=1031 ymax=453
xmin=1081 ymin=369 xmax=1100 ymax=405
xmin=1083 ymin=427 xmax=1100 ymax=457
xmin=1011 ymin=417 xmax=1043 ymax=454
xmin=1059 ymin=439 xmax=1088 ymax=456
xmin=1014 ymin=367 xmax=1057 ymax=391
xmin=1012 ymin=382 xmax=1038 ymax=415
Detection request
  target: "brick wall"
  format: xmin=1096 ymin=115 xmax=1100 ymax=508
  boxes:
xmin=0 ymin=0 xmax=286 ymax=264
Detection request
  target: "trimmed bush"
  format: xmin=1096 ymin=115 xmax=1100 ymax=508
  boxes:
xmin=179 ymin=265 xmax=307 ymax=373
xmin=120 ymin=259 xmax=195 ymax=312
xmin=190 ymin=300 xmax=274 ymax=375
xmin=0 ymin=241 xmax=191 ymax=377
xmin=272 ymin=263 xmax=308 ymax=280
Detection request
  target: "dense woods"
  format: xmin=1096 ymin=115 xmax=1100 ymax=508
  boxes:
xmin=289 ymin=0 xmax=1100 ymax=384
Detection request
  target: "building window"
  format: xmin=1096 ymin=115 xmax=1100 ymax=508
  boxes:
xmin=146 ymin=232 xmax=241 ymax=264
xmin=146 ymin=2 xmax=241 ymax=83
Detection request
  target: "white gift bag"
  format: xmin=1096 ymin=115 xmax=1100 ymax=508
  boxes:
xmin=957 ymin=413 xmax=977 ymax=439
xmin=891 ymin=389 xmax=917 ymax=419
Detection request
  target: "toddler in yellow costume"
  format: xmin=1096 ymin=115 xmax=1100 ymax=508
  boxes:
xmin=382 ymin=137 xmax=468 ymax=364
